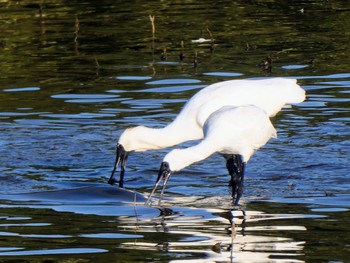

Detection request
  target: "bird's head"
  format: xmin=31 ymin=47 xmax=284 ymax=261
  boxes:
xmin=145 ymin=148 xmax=203 ymax=205
xmin=108 ymin=127 xmax=145 ymax=186
xmin=109 ymin=126 xmax=160 ymax=187
xmin=119 ymin=126 xmax=165 ymax=152
xmin=118 ymin=126 xmax=149 ymax=152
xmin=157 ymin=161 xmax=173 ymax=183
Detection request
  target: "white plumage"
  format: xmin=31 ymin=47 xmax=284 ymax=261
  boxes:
xmin=109 ymin=78 xmax=305 ymax=187
xmin=165 ymin=105 xmax=277 ymax=171
xmin=146 ymin=105 xmax=277 ymax=205
xmin=119 ymin=78 xmax=304 ymax=151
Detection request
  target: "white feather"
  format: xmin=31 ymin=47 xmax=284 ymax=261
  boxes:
xmin=119 ymin=78 xmax=304 ymax=152
xmin=164 ymin=105 xmax=277 ymax=171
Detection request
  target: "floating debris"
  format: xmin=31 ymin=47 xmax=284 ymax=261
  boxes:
xmin=191 ymin=38 xmax=211 ymax=43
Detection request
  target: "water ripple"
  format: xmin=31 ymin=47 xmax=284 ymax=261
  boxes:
xmin=146 ymin=79 xmax=201 ymax=85
xmin=116 ymin=76 xmax=152 ymax=81
xmin=3 ymin=87 xmax=40 ymax=92
xmin=0 ymin=248 xmax=107 ymax=256
xmin=202 ymin=72 xmax=243 ymax=77
xmin=139 ymin=84 xmax=205 ymax=93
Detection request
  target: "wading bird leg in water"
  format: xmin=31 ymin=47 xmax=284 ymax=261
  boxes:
xmin=110 ymin=78 xmax=304 ymax=191
xmin=226 ymin=154 xmax=246 ymax=205
xmin=226 ymin=154 xmax=240 ymax=175
xmin=108 ymin=144 xmax=128 ymax=187
xmin=145 ymin=105 xmax=277 ymax=206
xmin=235 ymin=162 xmax=245 ymax=205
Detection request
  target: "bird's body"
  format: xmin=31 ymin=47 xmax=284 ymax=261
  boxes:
xmin=110 ymin=78 xmax=305 ymax=187
xmin=118 ymin=78 xmax=304 ymax=152
xmin=146 ymin=105 xmax=277 ymax=205
xmin=164 ymin=105 xmax=277 ymax=171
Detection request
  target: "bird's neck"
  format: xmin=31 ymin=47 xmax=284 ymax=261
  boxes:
xmin=165 ymin=141 xmax=215 ymax=171
xmin=132 ymin=124 xmax=202 ymax=152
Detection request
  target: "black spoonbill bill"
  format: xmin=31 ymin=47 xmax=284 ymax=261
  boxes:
xmin=146 ymin=105 xmax=278 ymax=205
xmin=109 ymin=78 xmax=305 ymax=187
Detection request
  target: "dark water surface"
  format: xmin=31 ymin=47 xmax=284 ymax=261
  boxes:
xmin=0 ymin=1 xmax=349 ymax=262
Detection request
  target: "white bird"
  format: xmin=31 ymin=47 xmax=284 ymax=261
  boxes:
xmin=146 ymin=105 xmax=278 ymax=205
xmin=109 ymin=78 xmax=305 ymax=187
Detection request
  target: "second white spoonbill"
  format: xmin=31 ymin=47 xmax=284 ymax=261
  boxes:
xmin=146 ymin=105 xmax=277 ymax=205
xmin=109 ymin=78 xmax=304 ymax=187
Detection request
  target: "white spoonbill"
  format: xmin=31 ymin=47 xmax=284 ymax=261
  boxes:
xmin=146 ymin=105 xmax=278 ymax=205
xmin=109 ymin=78 xmax=305 ymax=187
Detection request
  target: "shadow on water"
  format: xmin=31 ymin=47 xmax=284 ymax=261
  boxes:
xmin=0 ymin=185 xmax=147 ymax=205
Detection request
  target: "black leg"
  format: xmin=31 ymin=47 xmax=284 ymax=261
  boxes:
xmin=234 ymin=162 xmax=245 ymax=205
xmin=226 ymin=154 xmax=240 ymax=176
xmin=225 ymin=155 xmax=245 ymax=205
